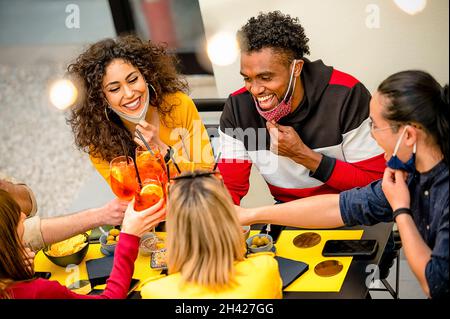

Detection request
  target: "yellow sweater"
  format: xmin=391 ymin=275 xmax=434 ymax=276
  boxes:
xmin=90 ymin=91 xmax=214 ymax=183
xmin=140 ymin=253 xmax=283 ymax=299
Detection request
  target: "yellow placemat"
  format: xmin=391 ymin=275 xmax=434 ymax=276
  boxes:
xmin=250 ymin=229 xmax=363 ymax=292
xmin=35 ymin=230 xmax=363 ymax=293
xmin=34 ymin=232 xmax=166 ymax=291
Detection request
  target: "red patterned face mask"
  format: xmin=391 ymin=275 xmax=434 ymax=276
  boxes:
xmin=254 ymin=60 xmax=297 ymax=123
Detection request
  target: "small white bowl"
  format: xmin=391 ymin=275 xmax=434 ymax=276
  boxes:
xmin=246 ymin=234 xmax=273 ymax=253
xmin=139 ymin=232 xmax=163 ymax=257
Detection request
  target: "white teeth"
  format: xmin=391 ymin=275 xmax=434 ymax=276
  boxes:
xmin=124 ymin=97 xmax=139 ymax=108
xmin=257 ymin=95 xmax=273 ymax=103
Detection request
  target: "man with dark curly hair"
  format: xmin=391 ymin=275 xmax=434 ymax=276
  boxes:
xmin=218 ymin=11 xmax=395 ymax=280
xmin=219 ymin=11 xmax=385 ymax=203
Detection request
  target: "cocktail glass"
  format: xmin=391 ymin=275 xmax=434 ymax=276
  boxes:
xmin=136 ymin=144 xmax=168 ymax=184
xmin=110 ymin=156 xmax=138 ymax=201
xmin=134 ymin=178 xmax=165 ymax=212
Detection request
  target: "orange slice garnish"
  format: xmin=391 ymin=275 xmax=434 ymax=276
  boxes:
xmin=140 ymin=183 xmax=163 ymax=198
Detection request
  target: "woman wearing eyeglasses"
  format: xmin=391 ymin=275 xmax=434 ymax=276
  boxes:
xmin=140 ymin=171 xmax=282 ymax=298
xmin=237 ymin=70 xmax=449 ymax=298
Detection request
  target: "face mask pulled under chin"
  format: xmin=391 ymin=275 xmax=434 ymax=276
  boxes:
xmin=386 ymin=126 xmax=417 ymax=173
xmin=254 ymin=60 xmax=297 ymax=123
xmin=108 ymin=85 xmax=150 ymax=124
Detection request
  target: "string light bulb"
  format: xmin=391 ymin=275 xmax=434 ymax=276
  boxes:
xmin=49 ymin=79 xmax=78 ymax=110
xmin=394 ymin=0 xmax=427 ymax=15
xmin=206 ymin=31 xmax=239 ymax=66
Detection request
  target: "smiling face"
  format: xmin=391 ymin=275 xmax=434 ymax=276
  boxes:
xmin=240 ymin=47 xmax=302 ymax=112
xmin=102 ymin=59 xmax=148 ymax=117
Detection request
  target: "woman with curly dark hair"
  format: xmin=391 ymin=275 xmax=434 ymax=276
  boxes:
xmin=67 ymin=35 xmax=214 ymax=183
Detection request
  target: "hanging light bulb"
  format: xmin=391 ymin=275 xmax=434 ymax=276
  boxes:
xmin=394 ymin=0 xmax=427 ymax=15
xmin=206 ymin=31 xmax=239 ymax=66
xmin=49 ymin=79 xmax=78 ymax=110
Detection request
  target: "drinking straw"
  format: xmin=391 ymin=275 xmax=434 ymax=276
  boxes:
xmin=168 ymin=147 xmax=181 ymax=174
xmin=213 ymin=151 xmax=222 ymax=171
xmin=133 ymin=158 xmax=143 ymax=189
xmin=135 ymin=129 xmax=155 ymax=156
xmin=178 ymin=133 xmax=191 ymax=161
xmin=166 ymin=161 xmax=171 ymax=183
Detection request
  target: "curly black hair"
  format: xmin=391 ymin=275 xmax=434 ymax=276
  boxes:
xmin=237 ymin=11 xmax=310 ymax=64
xmin=66 ymin=35 xmax=188 ymax=162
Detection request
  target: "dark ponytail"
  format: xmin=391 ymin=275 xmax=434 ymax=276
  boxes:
xmin=378 ymin=71 xmax=449 ymax=167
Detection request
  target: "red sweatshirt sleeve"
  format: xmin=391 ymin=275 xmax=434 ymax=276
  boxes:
xmin=10 ymin=232 xmax=139 ymax=299
xmin=326 ymin=154 xmax=385 ymax=190
xmin=217 ymin=160 xmax=252 ymax=205
xmin=311 ymin=153 xmax=385 ymax=191
xmin=93 ymin=232 xmax=139 ymax=299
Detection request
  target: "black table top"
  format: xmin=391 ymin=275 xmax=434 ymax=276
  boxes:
xmin=127 ymin=222 xmax=393 ymax=299
xmin=281 ymin=222 xmax=393 ymax=299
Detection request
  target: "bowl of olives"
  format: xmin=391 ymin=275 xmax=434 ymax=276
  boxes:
xmin=246 ymin=233 xmax=273 ymax=253
xmin=99 ymin=228 xmax=120 ymax=256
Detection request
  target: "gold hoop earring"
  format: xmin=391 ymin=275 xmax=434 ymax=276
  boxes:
xmin=148 ymin=83 xmax=158 ymax=103
xmin=104 ymin=107 xmax=111 ymax=121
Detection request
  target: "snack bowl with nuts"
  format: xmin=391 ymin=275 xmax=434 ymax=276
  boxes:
xmin=246 ymin=233 xmax=273 ymax=253
xmin=99 ymin=228 xmax=121 ymax=256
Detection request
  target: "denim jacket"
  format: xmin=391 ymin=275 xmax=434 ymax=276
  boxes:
xmin=339 ymin=161 xmax=449 ymax=298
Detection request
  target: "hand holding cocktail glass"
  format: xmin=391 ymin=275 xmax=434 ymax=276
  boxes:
xmin=134 ymin=178 xmax=165 ymax=212
xmin=110 ymin=150 xmax=166 ymax=208
xmin=109 ymin=145 xmax=167 ymax=233
xmin=121 ymin=197 xmax=166 ymax=238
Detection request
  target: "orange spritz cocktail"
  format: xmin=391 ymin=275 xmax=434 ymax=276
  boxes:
xmin=136 ymin=145 xmax=168 ymax=184
xmin=110 ymin=156 xmax=138 ymax=201
xmin=134 ymin=180 xmax=165 ymax=211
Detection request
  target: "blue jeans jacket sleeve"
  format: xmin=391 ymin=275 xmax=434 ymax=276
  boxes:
xmin=339 ymin=180 xmax=393 ymax=226
xmin=425 ymin=207 xmax=449 ymax=299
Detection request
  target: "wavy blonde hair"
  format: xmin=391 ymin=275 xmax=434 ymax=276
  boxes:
xmin=166 ymin=171 xmax=246 ymax=289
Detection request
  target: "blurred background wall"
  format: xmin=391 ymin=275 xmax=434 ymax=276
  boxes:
xmin=199 ymin=0 xmax=449 ymax=97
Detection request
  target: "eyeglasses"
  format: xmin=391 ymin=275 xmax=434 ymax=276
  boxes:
xmin=369 ymin=119 xmax=398 ymax=133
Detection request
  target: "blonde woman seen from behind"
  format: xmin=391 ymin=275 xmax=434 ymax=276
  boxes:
xmin=140 ymin=171 xmax=282 ymax=298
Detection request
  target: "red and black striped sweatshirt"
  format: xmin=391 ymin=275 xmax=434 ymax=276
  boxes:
xmin=218 ymin=59 xmax=385 ymax=205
